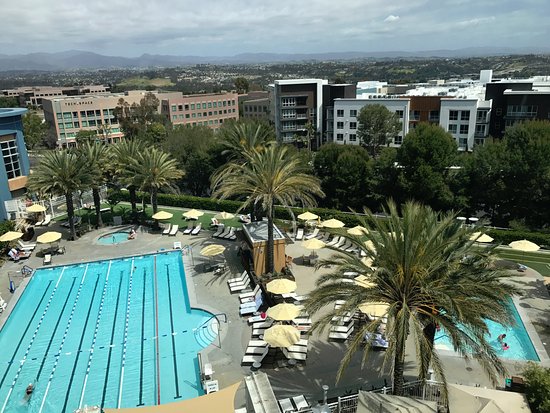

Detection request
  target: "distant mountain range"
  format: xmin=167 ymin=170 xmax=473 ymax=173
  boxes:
xmin=0 ymin=47 xmax=549 ymax=71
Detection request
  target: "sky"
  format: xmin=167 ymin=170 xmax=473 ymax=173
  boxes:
xmin=1 ymin=0 xmax=548 ymax=57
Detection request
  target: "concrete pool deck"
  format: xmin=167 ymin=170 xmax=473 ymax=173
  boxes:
xmin=0 ymin=222 xmax=549 ymax=409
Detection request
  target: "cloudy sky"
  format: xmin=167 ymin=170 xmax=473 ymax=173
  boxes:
xmin=1 ymin=0 xmax=548 ymax=56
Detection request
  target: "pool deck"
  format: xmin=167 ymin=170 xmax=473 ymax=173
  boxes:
xmin=1 ymin=222 xmax=550 ymax=410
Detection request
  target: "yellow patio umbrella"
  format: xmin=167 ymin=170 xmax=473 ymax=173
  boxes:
xmin=0 ymin=231 xmax=24 ymax=242
xmin=266 ymin=279 xmax=297 ymax=295
xmin=183 ymin=209 xmax=204 ymax=219
xmin=266 ymin=303 xmax=302 ymax=321
xmin=200 ymin=244 xmax=226 ymax=257
xmin=26 ymin=204 xmax=46 ymax=213
xmin=321 ymin=218 xmax=345 ymax=228
xmin=509 ymin=239 xmax=540 ymax=252
xmin=470 ymin=232 xmax=494 ymax=243
xmin=364 ymin=240 xmax=376 ymax=253
xmin=354 ymin=274 xmax=374 ymax=288
xmin=302 ymin=238 xmax=326 ymax=250
xmin=215 ymin=211 xmax=235 ymax=220
xmin=358 ymin=302 xmax=389 ymax=318
xmin=361 ymin=257 xmax=374 ymax=267
xmin=152 ymin=210 xmax=173 ymax=220
xmin=297 ymin=211 xmax=319 ymax=221
xmin=37 ymin=231 xmax=62 ymax=244
xmin=263 ymin=325 xmax=301 ymax=347
xmin=347 ymin=226 xmax=368 ymax=236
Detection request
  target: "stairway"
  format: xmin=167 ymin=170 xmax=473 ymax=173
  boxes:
xmin=194 ymin=318 xmax=219 ymax=348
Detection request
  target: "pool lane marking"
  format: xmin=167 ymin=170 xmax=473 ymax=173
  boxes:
xmin=0 ymin=280 xmax=52 ymax=389
xmin=0 ymin=267 xmax=66 ymax=413
xmin=60 ymin=275 xmax=100 ymax=413
xmin=79 ymin=260 xmax=112 ymax=409
xmin=165 ymin=264 xmax=181 ymax=399
xmin=154 ymin=255 xmax=161 ymax=405
xmin=39 ymin=264 xmax=90 ymax=413
xmin=137 ymin=269 xmax=147 ymax=406
xmin=117 ymin=259 xmax=134 ymax=408
xmin=100 ymin=271 xmax=125 ymax=407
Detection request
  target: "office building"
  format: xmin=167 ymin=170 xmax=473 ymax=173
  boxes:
xmin=2 ymin=85 xmax=110 ymax=108
xmin=322 ymin=84 xmax=357 ymax=146
xmin=240 ymin=91 xmax=270 ymax=120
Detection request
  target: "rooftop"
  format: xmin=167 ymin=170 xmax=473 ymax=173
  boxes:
xmin=242 ymin=221 xmax=285 ymax=243
xmin=0 ymin=107 xmax=27 ymax=118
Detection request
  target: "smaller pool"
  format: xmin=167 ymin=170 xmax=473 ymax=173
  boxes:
xmin=97 ymin=230 xmax=131 ymax=245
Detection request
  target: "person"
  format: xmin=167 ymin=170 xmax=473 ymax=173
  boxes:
xmin=502 ymin=342 xmax=510 ymax=351
xmin=25 ymin=383 xmax=34 ymax=396
xmin=128 ymin=228 xmax=136 ymax=240
xmin=8 ymin=248 xmax=20 ymax=260
xmin=498 ymin=333 xmax=507 ymax=343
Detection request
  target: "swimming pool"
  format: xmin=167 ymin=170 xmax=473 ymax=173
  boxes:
xmin=0 ymin=251 xmax=217 ymax=412
xmin=435 ymin=300 xmax=539 ymax=361
xmin=96 ymin=230 xmax=131 ymax=245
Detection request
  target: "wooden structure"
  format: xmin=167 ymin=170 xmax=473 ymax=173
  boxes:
xmin=242 ymin=221 xmax=286 ymax=276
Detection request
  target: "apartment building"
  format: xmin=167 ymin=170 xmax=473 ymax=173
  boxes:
xmin=160 ymin=92 xmax=239 ymax=129
xmin=322 ymin=84 xmax=357 ymax=146
xmin=240 ymin=91 xmax=270 ymax=120
xmin=2 ymin=85 xmax=110 ymax=108
xmin=0 ymin=108 xmax=31 ymax=220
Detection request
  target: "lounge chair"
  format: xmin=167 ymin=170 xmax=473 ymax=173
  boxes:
xmin=285 ymin=344 xmax=308 ymax=353
xmin=183 ymin=222 xmax=194 ymax=235
xmin=304 ymin=228 xmax=319 ymax=240
xmin=17 ymin=240 xmax=36 ymax=251
xmin=332 ymin=312 xmax=355 ymax=324
xmin=43 ymin=254 xmax=52 ymax=265
xmin=229 ymin=278 xmax=250 ymax=293
xmin=173 ymin=241 xmax=182 ymax=250
xmin=191 ymin=223 xmax=202 ymax=235
xmin=282 ymin=347 xmax=307 ymax=361
xmin=8 ymin=248 xmax=30 ymax=261
xmin=239 ymin=284 xmax=260 ymax=302
xmin=212 ymin=224 xmax=225 ymax=238
xmin=162 ymin=223 xmax=172 ymax=235
xmin=252 ymin=327 xmax=267 ymax=337
xmin=241 ymin=346 xmax=269 ymax=365
xmin=240 ymin=301 xmax=260 ymax=316
xmin=329 ymin=324 xmax=354 ymax=340
xmin=35 ymin=216 xmax=44 ymax=226
xmin=210 ymin=217 xmax=220 ymax=227
xmin=217 ymin=226 xmax=231 ymax=239
xmin=227 ymin=270 xmax=248 ymax=284
xmin=204 ymin=379 xmax=219 ymax=394
xmin=39 ymin=214 xmax=52 ymax=226
xmin=278 ymin=398 xmax=294 ymax=413
xmin=333 ymin=237 xmax=346 ymax=249
xmin=221 ymin=227 xmax=235 ymax=240
xmin=247 ymin=314 xmax=267 ymax=324
xmin=245 ymin=344 xmax=269 ymax=355
xmin=317 ymin=232 xmax=331 ymax=242
xmin=227 ymin=228 xmax=237 ymax=241
xmin=203 ymin=363 xmax=214 ymax=380
xmin=326 ymin=236 xmax=341 ymax=247
xmin=169 ymin=224 xmax=179 ymax=236
xmin=295 ymin=228 xmax=304 ymax=241
xmin=293 ymin=395 xmax=310 ymax=411
xmin=251 ymin=319 xmax=274 ymax=329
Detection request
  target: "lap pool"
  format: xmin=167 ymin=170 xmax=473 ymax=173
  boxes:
xmin=0 ymin=251 xmax=217 ymax=412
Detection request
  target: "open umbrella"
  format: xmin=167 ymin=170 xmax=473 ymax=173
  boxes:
xmin=26 ymin=204 xmax=46 ymax=213
xmin=183 ymin=209 xmax=204 ymax=220
xmin=215 ymin=211 xmax=235 ymax=220
xmin=152 ymin=210 xmax=173 ymax=220
xmin=347 ymin=226 xmax=368 ymax=236
xmin=470 ymin=232 xmax=494 ymax=243
xmin=509 ymin=239 xmax=540 ymax=252
xmin=364 ymin=240 xmax=376 ymax=253
xmin=37 ymin=231 xmax=62 ymax=253
xmin=358 ymin=302 xmax=389 ymax=318
xmin=266 ymin=279 xmax=297 ymax=295
xmin=321 ymin=218 xmax=345 ymax=228
xmin=263 ymin=325 xmax=300 ymax=347
xmin=354 ymin=274 xmax=374 ymax=288
xmin=200 ymin=244 xmax=226 ymax=257
xmin=297 ymin=211 xmax=319 ymax=221
xmin=0 ymin=231 xmax=24 ymax=242
xmin=302 ymin=238 xmax=326 ymax=258
xmin=266 ymin=303 xmax=302 ymax=321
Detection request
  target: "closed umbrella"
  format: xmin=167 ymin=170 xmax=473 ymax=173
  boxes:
xmin=297 ymin=211 xmax=319 ymax=221
xmin=470 ymin=232 xmax=494 ymax=243
xmin=215 ymin=211 xmax=235 ymax=220
xmin=263 ymin=325 xmax=301 ymax=347
xmin=0 ymin=231 xmax=24 ymax=242
xmin=358 ymin=302 xmax=389 ymax=318
xmin=509 ymin=240 xmax=540 ymax=252
xmin=183 ymin=209 xmax=204 ymax=220
xmin=200 ymin=245 xmax=226 ymax=257
xmin=266 ymin=279 xmax=297 ymax=295
xmin=266 ymin=303 xmax=302 ymax=321
xmin=347 ymin=226 xmax=368 ymax=236
xmin=321 ymin=218 xmax=345 ymax=228
xmin=152 ymin=211 xmax=173 ymax=220
xmin=26 ymin=204 xmax=46 ymax=213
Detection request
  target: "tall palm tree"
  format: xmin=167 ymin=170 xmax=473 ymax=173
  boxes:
xmin=79 ymin=142 xmax=111 ymax=227
xmin=28 ymin=150 xmax=92 ymax=240
xmin=211 ymin=144 xmax=324 ymax=274
xmin=110 ymin=139 xmax=146 ymax=219
xmin=130 ymin=147 xmax=183 ymax=214
xmin=305 ymin=201 xmax=519 ymax=397
xmin=220 ymin=121 xmax=275 ymax=160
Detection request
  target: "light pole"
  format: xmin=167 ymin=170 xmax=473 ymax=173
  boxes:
xmin=312 ymin=385 xmax=331 ymax=413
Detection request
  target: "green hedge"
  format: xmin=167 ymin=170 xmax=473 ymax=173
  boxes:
xmin=487 ymin=229 xmax=550 ymax=247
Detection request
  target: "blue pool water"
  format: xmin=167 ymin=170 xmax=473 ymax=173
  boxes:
xmin=435 ymin=301 xmax=539 ymax=361
xmin=0 ymin=251 xmax=217 ymax=412
xmin=97 ymin=231 xmax=131 ymax=245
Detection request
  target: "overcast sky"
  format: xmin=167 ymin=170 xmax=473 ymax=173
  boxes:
xmin=1 ymin=0 xmax=548 ymax=56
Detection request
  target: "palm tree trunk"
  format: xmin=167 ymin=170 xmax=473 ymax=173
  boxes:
xmin=66 ymin=192 xmax=77 ymax=241
xmin=420 ymin=322 xmax=437 ymax=381
xmin=151 ymin=188 xmax=158 ymax=214
xmin=129 ymin=185 xmax=137 ymax=213
xmin=393 ymin=342 xmax=406 ymax=396
xmin=266 ymin=210 xmax=274 ymax=275
xmin=93 ymin=187 xmax=103 ymax=228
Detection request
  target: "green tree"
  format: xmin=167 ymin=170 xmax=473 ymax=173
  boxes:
xmin=523 ymin=362 xmax=550 ymax=413
xmin=22 ymin=112 xmax=48 ymax=149
xmin=211 ymin=144 xmax=324 ymax=274
xmin=0 ymin=97 xmax=19 ymax=108
xmin=305 ymin=201 xmax=518 ymax=396
xmin=114 ymin=92 xmax=162 ymax=140
xmin=219 ymin=120 xmax=275 ymax=160
xmin=27 ymin=150 xmax=92 ymax=240
xmin=75 ymin=129 xmax=98 ymax=145
xmin=79 ymin=142 xmax=111 ymax=227
xmin=234 ymin=77 xmax=250 ymax=94
xmin=357 ymin=104 xmax=401 ymax=157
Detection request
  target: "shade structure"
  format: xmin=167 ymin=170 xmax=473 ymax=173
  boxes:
xmin=509 ymin=239 xmax=540 ymax=252
xmin=347 ymin=226 xmax=368 ymax=236
xmin=183 ymin=209 xmax=204 ymax=219
xmin=302 ymin=238 xmax=326 ymax=250
xmin=37 ymin=231 xmax=62 ymax=244
xmin=358 ymin=302 xmax=389 ymax=318
xmin=263 ymin=325 xmax=301 ymax=347
xmin=215 ymin=211 xmax=235 ymax=220
xmin=470 ymin=232 xmax=494 ymax=243
xmin=0 ymin=231 xmax=24 ymax=242
xmin=297 ymin=211 xmax=319 ymax=221
xmin=321 ymin=218 xmax=345 ymax=228
xmin=200 ymin=244 xmax=226 ymax=257
xmin=355 ymin=274 xmax=374 ymax=288
xmin=266 ymin=279 xmax=297 ymax=295
xmin=26 ymin=204 xmax=46 ymax=213
xmin=152 ymin=210 xmax=173 ymax=220
xmin=266 ymin=303 xmax=302 ymax=321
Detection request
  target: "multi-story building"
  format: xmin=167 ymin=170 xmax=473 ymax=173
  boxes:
xmin=0 ymin=108 xmax=30 ymax=220
xmin=322 ymin=84 xmax=357 ymax=146
xmin=240 ymin=91 xmax=270 ymax=120
xmin=160 ymin=92 xmax=239 ymax=129
xmin=2 ymin=85 xmax=110 ymax=108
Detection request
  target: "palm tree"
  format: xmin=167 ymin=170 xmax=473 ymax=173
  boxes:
xmin=211 ymin=144 xmax=324 ymax=274
xmin=220 ymin=121 xmax=275 ymax=160
xmin=305 ymin=201 xmax=519 ymax=397
xmin=110 ymin=139 xmax=146 ymax=220
xmin=79 ymin=142 xmax=111 ymax=227
xmin=130 ymin=147 xmax=183 ymax=214
xmin=27 ymin=150 xmax=92 ymax=240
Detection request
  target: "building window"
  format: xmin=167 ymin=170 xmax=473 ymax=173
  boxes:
xmin=449 ymin=110 xmax=459 ymax=121
xmin=448 ymin=124 xmax=458 ymax=134
xmin=460 ymin=111 xmax=470 ymax=121
xmin=208 ymin=102 xmax=212 ymax=108
xmin=349 ymin=122 xmax=357 ymax=129
xmin=336 ymin=109 xmax=344 ymax=117
xmin=282 ymin=109 xmax=295 ymax=119
xmin=202 ymin=103 xmax=207 ymax=109
xmin=476 ymin=110 xmax=488 ymax=123
xmin=1 ymin=139 xmax=21 ymax=179
xmin=395 ymin=110 xmax=404 ymax=119
xmin=475 ymin=124 xmax=486 ymax=136
xmin=394 ymin=135 xmax=403 ymax=145
xmin=349 ymin=134 xmax=357 ymax=142
xmin=349 ymin=109 xmax=357 ymax=117
xmin=410 ymin=110 xmax=420 ymax=121
xmin=336 ymin=133 xmax=344 ymax=141
xmin=459 ymin=137 xmax=468 ymax=148
xmin=191 ymin=104 xmax=195 ymax=110
xmin=429 ymin=111 xmax=439 ymax=122
xmin=460 ymin=124 xmax=469 ymax=135
xmin=282 ymin=98 xmax=296 ymax=107
xmin=336 ymin=122 xmax=344 ymax=129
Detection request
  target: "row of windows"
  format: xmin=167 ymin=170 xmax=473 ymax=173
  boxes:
xmin=170 ymin=108 xmax=236 ymax=121
xmin=245 ymin=105 xmax=268 ymax=113
xmin=448 ymin=124 xmax=469 ymax=134
xmin=59 ymin=128 xmax=121 ymax=139
xmin=56 ymin=109 xmax=114 ymax=119
xmin=335 ymin=133 xmax=357 ymax=142
xmin=506 ymin=105 xmax=538 ymax=117
xmin=170 ymin=100 xmax=236 ymax=112
xmin=336 ymin=121 xmax=357 ymax=129
xmin=1 ymin=140 xmax=21 ymax=180
xmin=449 ymin=110 xmax=470 ymax=121
xmin=336 ymin=109 xmax=358 ymax=117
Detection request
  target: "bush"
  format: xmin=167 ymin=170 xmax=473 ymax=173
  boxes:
xmin=487 ymin=229 xmax=550 ymax=248
xmin=522 ymin=362 xmax=550 ymax=413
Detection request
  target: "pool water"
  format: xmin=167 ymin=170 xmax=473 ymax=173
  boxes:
xmin=0 ymin=251 xmax=216 ymax=412
xmin=435 ymin=301 xmax=539 ymax=361
xmin=97 ymin=231 xmax=131 ymax=245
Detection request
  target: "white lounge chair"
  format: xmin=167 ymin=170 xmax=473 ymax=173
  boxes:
xmin=245 ymin=345 xmax=269 ymax=355
xmin=304 ymin=228 xmax=319 ymax=240
xmin=239 ymin=284 xmax=260 ymax=302
xmin=43 ymin=254 xmax=52 ymax=265
xmin=333 ymin=238 xmax=346 ymax=249
xmin=162 ymin=223 xmax=172 ymax=235
xmin=227 ymin=228 xmax=237 ymax=241
xmin=228 ymin=270 xmax=248 ymax=284
xmin=293 ymin=395 xmax=310 ymax=411
xmin=252 ymin=327 xmax=267 ymax=337
xmin=248 ymin=339 xmax=267 ymax=347
xmin=252 ymin=319 xmax=273 ymax=329
xmin=217 ymin=226 xmax=231 ymax=239
xmin=326 ymin=236 xmax=341 ymax=247
xmin=169 ymin=224 xmax=179 ymax=236
xmin=191 ymin=223 xmax=202 ymax=235
xmin=240 ymin=301 xmax=260 ymax=316
xmin=241 ymin=346 xmax=269 ymax=365
xmin=41 ymin=214 xmax=52 ymax=226
xmin=247 ymin=314 xmax=267 ymax=324
xmin=282 ymin=347 xmax=307 ymax=361
xmin=278 ymin=398 xmax=294 ymax=413
xmin=317 ymin=232 xmax=331 ymax=242
xmin=183 ymin=222 xmax=194 ymax=235
xmin=329 ymin=324 xmax=354 ymax=340
xmin=229 ymin=278 xmax=250 ymax=293
xmin=221 ymin=227 xmax=235 ymax=239
xmin=17 ymin=240 xmax=36 ymax=251
xmin=173 ymin=241 xmax=182 ymax=249
xmin=295 ymin=228 xmax=304 ymax=241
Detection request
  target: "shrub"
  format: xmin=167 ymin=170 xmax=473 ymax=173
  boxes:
xmin=522 ymin=362 xmax=550 ymax=413
xmin=486 ymin=229 xmax=550 ymax=248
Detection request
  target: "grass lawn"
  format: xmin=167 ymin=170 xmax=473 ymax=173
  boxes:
xmin=495 ymin=247 xmax=550 ymax=277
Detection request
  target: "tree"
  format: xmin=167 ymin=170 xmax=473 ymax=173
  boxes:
xmin=79 ymin=142 xmax=111 ymax=227
xmin=522 ymin=362 xmax=550 ymax=413
xmin=27 ymin=150 xmax=92 ymax=240
xmin=234 ymin=77 xmax=250 ymax=94
xmin=305 ymin=201 xmax=518 ymax=396
xmin=211 ymin=144 xmax=324 ymax=274
xmin=0 ymin=97 xmax=18 ymax=108
xmin=75 ymin=129 xmax=98 ymax=145
xmin=357 ymin=104 xmax=401 ymax=157
xmin=219 ymin=120 xmax=275 ymax=160
xmin=114 ymin=93 xmax=163 ymax=140
xmin=22 ymin=112 xmax=48 ymax=149
xmin=130 ymin=147 xmax=184 ymax=213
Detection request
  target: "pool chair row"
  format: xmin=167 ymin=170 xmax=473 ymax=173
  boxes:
xmin=329 ymin=300 xmax=357 ymax=341
xmin=35 ymin=214 xmax=51 ymax=227
xmin=212 ymin=224 xmax=237 ymax=240
xmin=171 ymin=222 xmax=202 ymax=236
xmin=278 ymin=395 xmax=311 ymax=413
xmin=241 ymin=338 xmax=310 ymax=365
